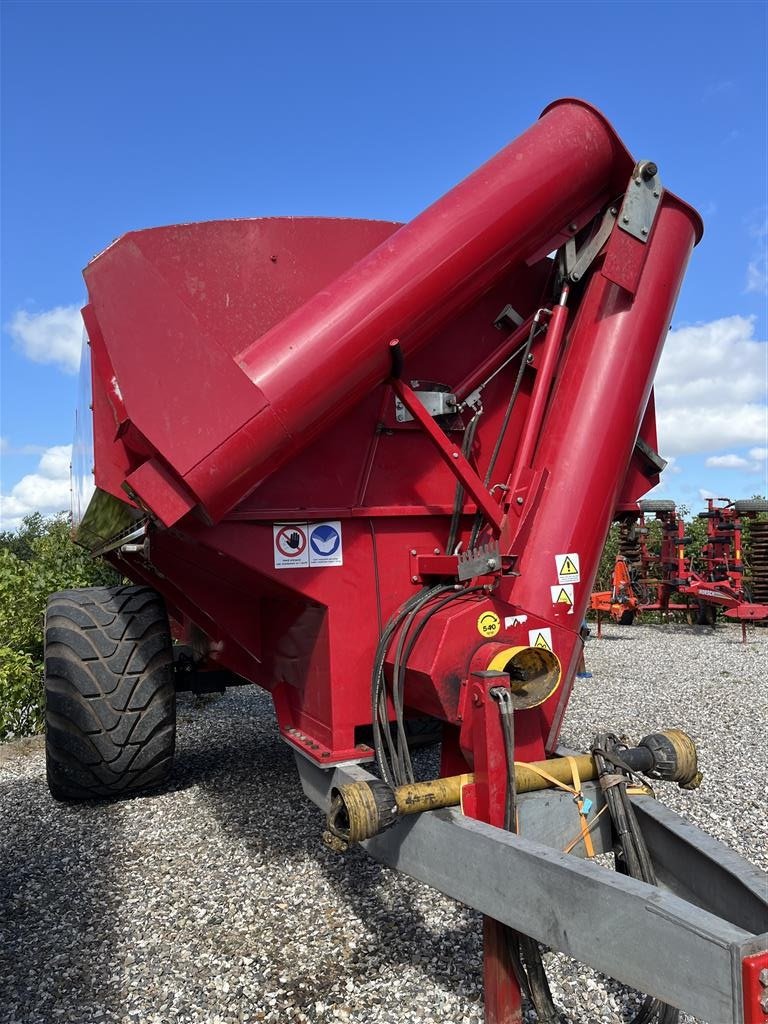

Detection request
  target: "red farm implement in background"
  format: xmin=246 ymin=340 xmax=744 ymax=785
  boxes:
xmin=48 ymin=99 xmax=767 ymax=1023
xmin=591 ymin=497 xmax=768 ymax=634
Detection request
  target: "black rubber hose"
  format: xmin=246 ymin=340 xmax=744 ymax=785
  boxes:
xmin=371 ymin=586 xmax=445 ymax=785
xmin=371 ymin=585 xmax=452 ymax=785
xmin=390 ymin=585 xmax=486 ymax=785
xmin=389 ymin=584 xmax=454 ymax=783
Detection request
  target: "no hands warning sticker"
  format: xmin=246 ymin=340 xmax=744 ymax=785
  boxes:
xmin=555 ymin=552 xmax=580 ymax=584
xmin=528 ymin=627 xmax=553 ymax=652
xmin=274 ymin=524 xmax=309 ymax=568
xmin=550 ymin=583 xmax=574 ymax=613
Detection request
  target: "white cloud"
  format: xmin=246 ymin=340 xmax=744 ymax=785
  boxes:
xmin=0 ymin=444 xmax=72 ymax=531
xmin=705 ymin=453 xmax=750 ymax=469
xmin=704 ymin=451 xmax=765 ymax=474
xmin=6 ymin=305 xmax=83 ymax=374
xmin=655 ymin=315 xmax=767 ymax=456
xmin=750 ymin=448 xmax=768 ymax=461
xmin=699 ymin=488 xmax=717 ymax=501
xmin=0 ymin=438 xmax=49 ymax=457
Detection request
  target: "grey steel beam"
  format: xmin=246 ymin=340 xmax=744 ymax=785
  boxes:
xmin=515 ymin=782 xmax=614 ymax=857
xmin=634 ymin=796 xmax=768 ymax=936
xmin=294 ymin=755 xmax=768 ymax=1023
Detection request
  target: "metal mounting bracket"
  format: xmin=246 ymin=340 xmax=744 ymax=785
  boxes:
xmin=458 ymin=541 xmax=502 ymax=580
xmin=395 ymin=384 xmax=459 ymax=423
xmin=391 ymin=375 xmax=504 ymax=534
xmin=568 ymin=206 xmax=618 ymax=282
xmin=617 ymin=160 xmax=663 ymax=243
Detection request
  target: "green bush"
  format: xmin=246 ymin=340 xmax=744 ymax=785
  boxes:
xmin=0 ymin=513 xmax=118 ymax=740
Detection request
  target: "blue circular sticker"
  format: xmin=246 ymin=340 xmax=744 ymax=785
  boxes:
xmin=310 ymin=524 xmax=340 ymax=557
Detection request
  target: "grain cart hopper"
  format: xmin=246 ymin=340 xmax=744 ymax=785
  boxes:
xmin=50 ymin=100 xmax=768 ymax=1022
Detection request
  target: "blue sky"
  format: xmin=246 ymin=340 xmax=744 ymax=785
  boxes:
xmin=1 ymin=0 xmax=766 ymax=528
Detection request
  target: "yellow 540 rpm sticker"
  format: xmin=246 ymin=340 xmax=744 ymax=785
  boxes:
xmin=477 ymin=610 xmax=501 ymax=637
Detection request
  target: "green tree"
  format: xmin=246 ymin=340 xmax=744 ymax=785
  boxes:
xmin=0 ymin=513 xmax=118 ymax=739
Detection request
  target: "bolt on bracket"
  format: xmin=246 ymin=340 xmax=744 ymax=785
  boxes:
xmin=617 ymin=160 xmax=663 ymax=243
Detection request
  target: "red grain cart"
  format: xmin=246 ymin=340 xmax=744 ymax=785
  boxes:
xmin=51 ymin=100 xmax=767 ymax=1022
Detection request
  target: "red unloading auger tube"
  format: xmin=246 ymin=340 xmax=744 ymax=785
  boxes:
xmin=506 ymin=193 xmax=701 ymax=747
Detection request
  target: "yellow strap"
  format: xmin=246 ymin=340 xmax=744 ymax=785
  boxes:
xmin=514 ymin=761 xmax=578 ymax=795
xmin=563 ymin=803 xmax=609 ymax=855
xmin=515 ymin=759 xmax=595 ymax=857
xmin=566 ymin=755 xmax=581 ymax=793
xmin=566 ymin=755 xmax=595 ymax=858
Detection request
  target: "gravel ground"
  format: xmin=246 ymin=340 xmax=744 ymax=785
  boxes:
xmin=1 ymin=621 xmax=766 ymax=1024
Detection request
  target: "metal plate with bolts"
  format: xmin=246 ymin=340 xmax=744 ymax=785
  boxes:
xmin=395 ymin=384 xmax=459 ymax=423
xmin=617 ymin=160 xmax=663 ymax=242
xmin=458 ymin=542 xmax=502 ymax=580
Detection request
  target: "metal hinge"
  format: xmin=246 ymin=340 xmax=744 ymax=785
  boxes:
xmin=564 ymin=206 xmax=618 ymax=283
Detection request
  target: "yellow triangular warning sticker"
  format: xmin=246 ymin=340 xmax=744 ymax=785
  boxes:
xmin=555 ymin=588 xmax=573 ymax=605
xmin=559 ymin=556 xmax=578 ymax=576
xmin=533 ymin=632 xmax=552 ymax=651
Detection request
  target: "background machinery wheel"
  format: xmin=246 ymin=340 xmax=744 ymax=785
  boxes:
xmin=618 ymin=610 xmax=636 ymax=625
xmin=734 ymin=498 xmax=768 ymax=514
xmin=638 ymin=499 xmax=676 ymax=513
xmin=45 ymin=585 xmax=175 ymax=800
xmin=694 ymin=601 xmax=717 ymax=628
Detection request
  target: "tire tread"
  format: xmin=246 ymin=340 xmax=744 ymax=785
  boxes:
xmin=45 ymin=585 xmax=175 ymax=800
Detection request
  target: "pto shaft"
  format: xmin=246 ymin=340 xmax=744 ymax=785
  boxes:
xmin=326 ymin=730 xmax=700 ymax=846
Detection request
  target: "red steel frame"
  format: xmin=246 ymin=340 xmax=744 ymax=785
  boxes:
xmin=79 ymin=100 xmax=710 ymax=1020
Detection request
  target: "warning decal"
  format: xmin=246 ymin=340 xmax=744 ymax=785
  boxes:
xmin=274 ymin=524 xmax=309 ymax=568
xmin=504 ymin=614 xmax=528 ymax=628
xmin=309 ymin=521 xmax=343 ymax=567
xmin=555 ymin=552 xmax=580 ymax=584
xmin=528 ymin=627 xmax=553 ymax=652
xmin=477 ymin=611 xmax=501 ymax=638
xmin=550 ymin=583 xmax=574 ymax=613
xmin=274 ymin=521 xmax=344 ymax=569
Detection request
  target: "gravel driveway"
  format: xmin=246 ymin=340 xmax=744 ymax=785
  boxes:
xmin=1 ymin=622 xmax=766 ymax=1024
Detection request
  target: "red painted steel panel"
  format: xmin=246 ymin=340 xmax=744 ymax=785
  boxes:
xmin=743 ymin=950 xmax=768 ymax=1024
xmin=84 ymin=217 xmax=401 ymax=511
